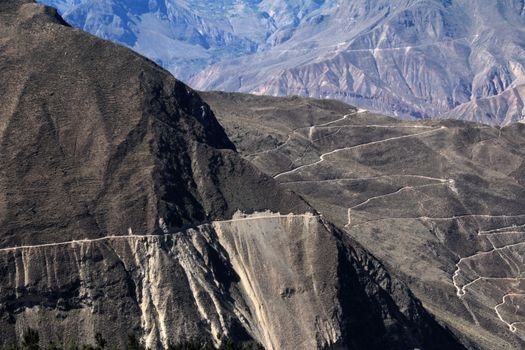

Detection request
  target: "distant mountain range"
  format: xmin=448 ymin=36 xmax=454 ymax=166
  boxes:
xmin=38 ymin=0 xmax=525 ymax=125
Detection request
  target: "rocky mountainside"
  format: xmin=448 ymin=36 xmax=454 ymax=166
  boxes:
xmin=36 ymin=0 xmax=338 ymax=82
xmin=203 ymin=91 xmax=525 ymax=349
xmin=38 ymin=0 xmax=525 ymax=125
xmin=0 ymin=1 xmax=465 ymax=349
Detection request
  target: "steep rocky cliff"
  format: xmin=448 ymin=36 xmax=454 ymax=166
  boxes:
xmin=0 ymin=212 xmax=464 ymax=349
xmin=0 ymin=1 xmax=464 ymax=349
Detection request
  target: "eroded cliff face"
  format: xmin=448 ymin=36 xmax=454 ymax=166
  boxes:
xmin=0 ymin=213 xmax=333 ymax=349
xmin=0 ymin=212 xmax=464 ymax=350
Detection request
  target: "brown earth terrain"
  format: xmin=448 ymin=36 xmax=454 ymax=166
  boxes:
xmin=203 ymin=91 xmax=525 ymax=349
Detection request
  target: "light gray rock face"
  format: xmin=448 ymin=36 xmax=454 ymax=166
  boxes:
xmin=203 ymin=91 xmax=525 ymax=349
xmin=0 ymin=2 xmax=465 ymax=349
xmin=38 ymin=0 xmax=525 ymax=125
xmin=0 ymin=213 xmax=344 ymax=350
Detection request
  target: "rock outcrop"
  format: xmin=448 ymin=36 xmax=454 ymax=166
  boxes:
xmin=0 ymin=212 xmax=463 ymax=349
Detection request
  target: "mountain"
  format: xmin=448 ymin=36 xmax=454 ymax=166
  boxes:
xmin=34 ymin=0 xmax=276 ymax=81
xmin=0 ymin=1 xmax=465 ymax=349
xmin=202 ymin=90 xmax=525 ymax=349
xmin=38 ymin=0 xmax=525 ymax=126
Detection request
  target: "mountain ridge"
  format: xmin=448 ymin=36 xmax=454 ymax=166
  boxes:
xmin=38 ymin=0 xmax=525 ymax=125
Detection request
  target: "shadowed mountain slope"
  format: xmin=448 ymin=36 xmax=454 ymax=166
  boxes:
xmin=0 ymin=0 xmax=310 ymax=248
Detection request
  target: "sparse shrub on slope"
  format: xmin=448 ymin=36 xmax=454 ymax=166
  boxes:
xmin=0 ymin=329 xmax=264 ymax=350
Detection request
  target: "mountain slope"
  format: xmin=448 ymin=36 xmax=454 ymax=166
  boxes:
xmin=202 ymin=91 xmax=525 ymax=349
xmin=0 ymin=1 xmax=464 ymax=349
xmin=0 ymin=0 xmax=310 ymax=247
xmin=38 ymin=0 xmax=525 ymax=125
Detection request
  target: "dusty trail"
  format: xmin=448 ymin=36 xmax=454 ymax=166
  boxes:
xmin=268 ymin=35 xmax=480 ymax=54
xmin=452 ymin=220 xmax=525 ymax=332
xmin=495 ymin=293 xmax=525 ymax=332
xmin=344 ymin=183 xmax=450 ymax=228
xmin=282 ymin=174 xmax=449 ymax=185
xmin=248 ymin=110 xmax=362 ymax=157
xmin=0 ymin=213 xmax=318 ymax=253
xmin=265 ymin=111 xmax=525 ymax=332
xmin=274 ymin=126 xmax=446 ymax=179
